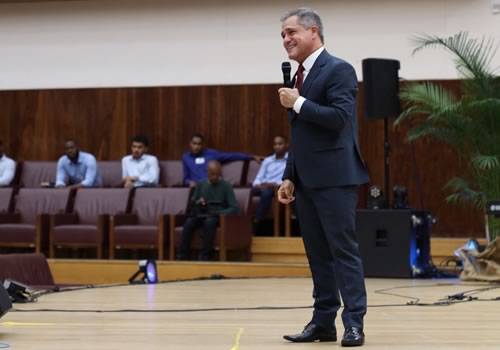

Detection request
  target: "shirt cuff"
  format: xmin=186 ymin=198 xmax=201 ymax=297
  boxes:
xmin=293 ymin=96 xmax=306 ymax=114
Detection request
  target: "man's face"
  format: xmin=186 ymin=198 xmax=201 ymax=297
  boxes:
xmin=190 ymin=137 xmax=203 ymax=155
xmin=65 ymin=141 xmax=78 ymax=159
xmin=273 ymin=137 xmax=288 ymax=155
xmin=281 ymin=16 xmax=318 ymax=64
xmin=131 ymin=141 xmax=146 ymax=159
xmin=207 ymin=164 xmax=221 ymax=184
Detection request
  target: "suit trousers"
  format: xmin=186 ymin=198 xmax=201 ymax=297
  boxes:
xmin=295 ymin=184 xmax=367 ymax=329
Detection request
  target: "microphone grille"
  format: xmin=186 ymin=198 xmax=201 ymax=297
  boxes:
xmin=281 ymin=62 xmax=291 ymax=72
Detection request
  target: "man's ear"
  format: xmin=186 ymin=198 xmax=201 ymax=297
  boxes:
xmin=310 ymin=25 xmax=319 ymax=39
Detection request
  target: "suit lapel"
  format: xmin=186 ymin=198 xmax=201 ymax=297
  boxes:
xmin=300 ymin=49 xmax=329 ymax=98
xmin=290 ymin=50 xmax=330 ymax=124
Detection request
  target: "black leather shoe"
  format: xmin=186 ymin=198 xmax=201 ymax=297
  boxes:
xmin=341 ymin=327 xmax=365 ymax=347
xmin=283 ymin=322 xmax=337 ymax=342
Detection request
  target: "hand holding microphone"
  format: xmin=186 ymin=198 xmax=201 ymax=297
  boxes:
xmin=279 ymin=61 xmax=300 ymax=108
xmin=282 ymin=62 xmax=292 ymax=88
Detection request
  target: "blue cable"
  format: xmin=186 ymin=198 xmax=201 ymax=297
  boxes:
xmin=0 ymin=343 xmax=10 ymax=348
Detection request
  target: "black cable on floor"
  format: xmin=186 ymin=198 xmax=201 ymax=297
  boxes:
xmin=14 ymin=279 xmax=500 ymax=314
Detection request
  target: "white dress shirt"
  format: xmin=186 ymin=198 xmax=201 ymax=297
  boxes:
xmin=252 ymin=152 xmax=288 ymax=186
xmin=0 ymin=154 xmax=16 ymax=186
xmin=293 ymin=46 xmax=325 ymax=113
xmin=122 ymin=154 xmax=159 ymax=187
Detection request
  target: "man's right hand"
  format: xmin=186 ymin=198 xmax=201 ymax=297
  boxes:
xmin=278 ymin=179 xmax=295 ymax=204
xmin=124 ymin=179 xmax=134 ymax=189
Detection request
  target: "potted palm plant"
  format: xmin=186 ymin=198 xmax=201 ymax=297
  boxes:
xmin=395 ymin=32 xmax=500 ymax=242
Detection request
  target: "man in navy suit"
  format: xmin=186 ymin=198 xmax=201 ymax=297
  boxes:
xmin=278 ymin=8 xmax=369 ymax=347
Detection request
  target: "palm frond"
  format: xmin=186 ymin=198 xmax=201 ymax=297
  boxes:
xmin=400 ymin=82 xmax=459 ymax=111
xmin=444 ymin=177 xmax=484 ymax=208
xmin=406 ymin=124 xmax=463 ymax=147
xmin=397 ymin=82 xmax=463 ymax=129
xmin=471 ymin=154 xmax=500 ymax=170
xmin=396 ymin=82 xmax=470 ymax=147
xmin=411 ymin=32 xmax=498 ymax=82
xmin=466 ymin=97 xmax=500 ymax=111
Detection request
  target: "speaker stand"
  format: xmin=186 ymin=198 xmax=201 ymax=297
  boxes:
xmin=383 ymin=118 xmax=391 ymax=208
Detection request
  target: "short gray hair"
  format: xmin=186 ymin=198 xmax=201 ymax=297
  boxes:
xmin=281 ymin=8 xmax=324 ymax=44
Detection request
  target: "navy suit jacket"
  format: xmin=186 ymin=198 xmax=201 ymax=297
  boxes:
xmin=283 ymin=49 xmax=369 ymax=188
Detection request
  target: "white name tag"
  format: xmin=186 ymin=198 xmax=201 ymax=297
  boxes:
xmin=195 ymin=157 xmax=205 ymax=165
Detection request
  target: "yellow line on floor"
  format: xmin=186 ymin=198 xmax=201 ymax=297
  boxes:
xmin=231 ymin=327 xmax=244 ymax=350
xmin=0 ymin=321 xmax=83 ymax=327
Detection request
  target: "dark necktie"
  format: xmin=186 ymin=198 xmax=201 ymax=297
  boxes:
xmin=295 ymin=64 xmax=305 ymax=92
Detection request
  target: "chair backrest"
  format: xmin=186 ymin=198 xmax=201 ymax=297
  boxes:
xmin=222 ymin=161 xmax=245 ymax=187
xmin=233 ymin=188 xmax=252 ymax=214
xmin=20 ymin=161 xmax=57 ymax=188
xmin=158 ymin=160 xmax=184 ymax=187
xmin=133 ymin=187 xmax=190 ymax=225
xmin=73 ymin=188 xmax=131 ymax=225
xmin=245 ymin=160 xmax=261 ymax=187
xmin=15 ymin=189 xmax=71 ymax=224
xmin=98 ymin=161 xmax=122 ymax=187
xmin=0 ymin=188 xmax=14 ymax=213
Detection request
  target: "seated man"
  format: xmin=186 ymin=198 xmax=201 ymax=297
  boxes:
xmin=182 ymin=133 xmax=261 ymax=188
xmin=178 ymin=160 xmax=239 ymax=261
xmin=55 ymin=139 xmax=101 ymax=188
xmin=0 ymin=140 xmax=16 ymax=187
xmin=121 ymin=136 xmax=159 ymax=188
xmin=252 ymin=135 xmax=289 ymax=232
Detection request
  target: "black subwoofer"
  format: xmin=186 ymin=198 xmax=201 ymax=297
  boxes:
xmin=356 ymin=209 xmax=431 ymax=278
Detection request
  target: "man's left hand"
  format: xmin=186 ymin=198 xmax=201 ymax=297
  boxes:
xmin=278 ymin=88 xmax=300 ymax=108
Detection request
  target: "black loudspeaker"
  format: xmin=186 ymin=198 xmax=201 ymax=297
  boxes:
xmin=0 ymin=283 xmax=13 ymax=319
xmin=356 ymin=210 xmax=431 ymax=278
xmin=362 ymin=58 xmax=401 ymax=119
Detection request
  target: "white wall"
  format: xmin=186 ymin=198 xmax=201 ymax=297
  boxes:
xmin=0 ymin=0 xmax=498 ymax=90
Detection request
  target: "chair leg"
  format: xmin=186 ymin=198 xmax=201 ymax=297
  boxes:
xmin=49 ymin=244 xmax=55 ymax=258
xmin=158 ymin=216 xmax=165 ymax=260
xmin=219 ymin=217 xmax=227 ymax=261
xmin=273 ymin=197 xmax=280 ymax=237
xmin=35 ymin=215 xmax=43 ymax=254
xmin=285 ymin=205 xmax=292 ymax=237
xmin=219 ymin=249 xmax=227 ymax=261
xmin=109 ymin=220 xmax=115 ymax=259
xmin=169 ymin=215 xmax=175 ymax=260
xmin=49 ymin=218 xmax=55 ymax=258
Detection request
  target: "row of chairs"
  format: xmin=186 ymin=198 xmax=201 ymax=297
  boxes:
xmin=9 ymin=159 xmax=262 ymax=188
xmin=0 ymin=187 xmax=253 ymax=261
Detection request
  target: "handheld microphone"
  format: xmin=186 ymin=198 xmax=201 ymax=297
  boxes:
xmin=282 ymin=62 xmax=292 ymax=88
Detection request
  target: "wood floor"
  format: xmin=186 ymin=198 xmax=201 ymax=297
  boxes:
xmin=2 ymin=278 xmax=500 ymax=349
